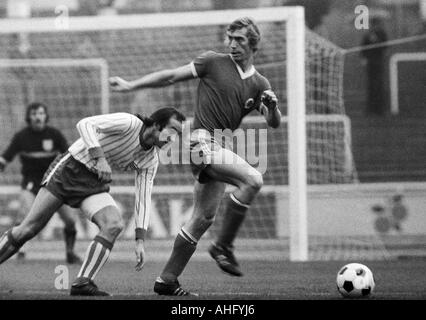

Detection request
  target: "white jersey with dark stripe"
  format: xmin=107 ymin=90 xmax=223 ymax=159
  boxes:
xmin=68 ymin=112 xmax=158 ymax=230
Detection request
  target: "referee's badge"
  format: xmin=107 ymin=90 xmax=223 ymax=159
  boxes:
xmin=42 ymin=139 xmax=53 ymax=151
xmin=244 ymin=98 xmax=254 ymax=109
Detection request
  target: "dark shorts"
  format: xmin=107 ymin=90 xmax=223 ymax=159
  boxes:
xmin=41 ymin=152 xmax=111 ymax=208
xmin=21 ymin=175 xmax=44 ymax=195
xmin=189 ymin=129 xmax=225 ymax=184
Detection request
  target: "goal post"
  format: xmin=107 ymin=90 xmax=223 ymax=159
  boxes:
xmin=286 ymin=7 xmax=308 ymax=261
xmin=389 ymin=52 xmax=426 ymax=115
xmin=0 ymin=7 xmax=360 ymax=261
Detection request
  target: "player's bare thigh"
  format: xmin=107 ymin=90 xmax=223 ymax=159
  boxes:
xmin=21 ymin=188 xmax=77 ymax=228
xmin=19 ymin=189 xmax=35 ymax=221
xmin=13 ymin=188 xmax=63 ymax=241
xmin=204 ymin=147 xmax=263 ymax=203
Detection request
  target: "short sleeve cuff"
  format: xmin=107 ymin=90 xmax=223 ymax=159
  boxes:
xmin=189 ymin=62 xmax=198 ymax=78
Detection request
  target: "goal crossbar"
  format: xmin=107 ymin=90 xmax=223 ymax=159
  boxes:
xmin=0 ymin=7 xmax=303 ymax=33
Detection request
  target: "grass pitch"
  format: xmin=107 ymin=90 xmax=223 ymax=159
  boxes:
xmin=0 ymin=240 xmax=425 ymax=300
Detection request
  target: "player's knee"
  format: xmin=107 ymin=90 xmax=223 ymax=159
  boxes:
xmin=245 ymin=171 xmax=263 ymax=192
xmin=92 ymin=204 xmax=124 ymax=238
xmin=105 ymin=218 xmax=124 ymax=238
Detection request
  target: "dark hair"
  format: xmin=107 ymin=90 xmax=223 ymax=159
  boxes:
xmin=136 ymin=107 xmax=186 ymax=130
xmin=227 ymin=17 xmax=261 ymax=52
xmin=25 ymin=102 xmax=49 ymax=124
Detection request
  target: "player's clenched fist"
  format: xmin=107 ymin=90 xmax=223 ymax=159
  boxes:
xmin=92 ymin=157 xmax=112 ymax=182
xmin=109 ymin=76 xmax=133 ymax=92
xmin=261 ymin=89 xmax=278 ymax=111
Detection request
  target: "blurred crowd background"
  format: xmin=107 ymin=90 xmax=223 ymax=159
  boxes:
xmin=1 ymin=0 xmax=424 ymax=44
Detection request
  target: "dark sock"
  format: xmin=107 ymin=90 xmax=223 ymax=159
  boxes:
xmin=216 ymin=194 xmax=249 ymax=248
xmin=160 ymin=228 xmax=197 ymax=283
xmin=0 ymin=229 xmax=23 ymax=264
xmin=64 ymin=227 xmax=77 ymax=254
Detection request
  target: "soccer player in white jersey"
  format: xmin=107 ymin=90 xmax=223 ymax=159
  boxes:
xmin=0 ymin=107 xmax=186 ymax=296
xmin=110 ymin=17 xmax=281 ymax=296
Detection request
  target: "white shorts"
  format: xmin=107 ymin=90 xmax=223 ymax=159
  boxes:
xmin=80 ymin=192 xmax=119 ymax=221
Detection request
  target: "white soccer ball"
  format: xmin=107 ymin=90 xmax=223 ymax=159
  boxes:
xmin=336 ymin=263 xmax=375 ymax=298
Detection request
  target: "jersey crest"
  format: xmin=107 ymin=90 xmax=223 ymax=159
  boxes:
xmin=42 ymin=139 xmax=53 ymax=151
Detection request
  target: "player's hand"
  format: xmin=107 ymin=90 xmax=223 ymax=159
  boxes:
xmin=109 ymin=76 xmax=133 ymax=92
xmin=135 ymin=239 xmax=146 ymax=271
xmin=261 ymin=90 xmax=278 ymax=111
xmin=93 ymin=157 xmax=112 ymax=182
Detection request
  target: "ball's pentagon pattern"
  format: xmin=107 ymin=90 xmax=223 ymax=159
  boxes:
xmin=343 ymin=281 xmax=354 ymax=292
xmin=361 ymin=287 xmax=371 ymax=296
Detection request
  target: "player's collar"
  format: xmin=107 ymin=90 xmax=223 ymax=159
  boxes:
xmin=229 ymin=55 xmax=256 ymax=79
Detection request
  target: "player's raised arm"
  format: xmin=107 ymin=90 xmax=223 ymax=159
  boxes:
xmin=259 ymin=89 xmax=281 ymax=128
xmin=134 ymin=165 xmax=158 ymax=271
xmin=109 ymin=64 xmax=195 ymax=92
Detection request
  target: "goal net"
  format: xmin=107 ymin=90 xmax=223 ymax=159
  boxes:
xmin=0 ymin=7 xmax=377 ymax=261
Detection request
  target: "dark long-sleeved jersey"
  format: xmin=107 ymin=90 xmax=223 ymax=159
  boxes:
xmin=1 ymin=126 xmax=69 ymax=180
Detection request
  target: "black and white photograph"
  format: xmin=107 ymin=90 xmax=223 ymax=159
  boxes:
xmin=0 ymin=0 xmax=425 ymax=315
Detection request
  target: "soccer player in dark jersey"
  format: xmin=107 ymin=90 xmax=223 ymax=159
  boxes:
xmin=110 ymin=17 xmax=281 ymax=296
xmin=0 ymin=102 xmax=81 ymax=264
